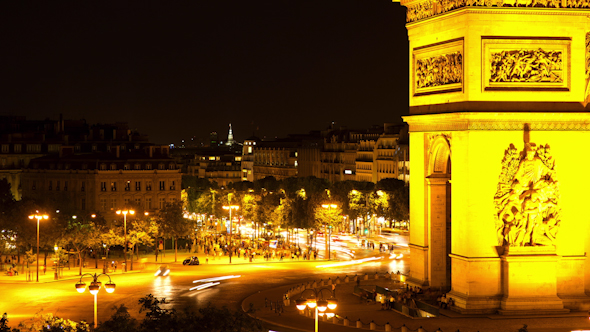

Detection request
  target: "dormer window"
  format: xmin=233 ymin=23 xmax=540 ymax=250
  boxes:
xmin=110 ymin=164 xmax=117 ymax=170
xmin=124 ymin=164 xmax=130 ymax=170
xmin=158 ymin=163 xmax=165 ymax=170
xmin=134 ymin=164 xmax=141 ymax=170
xmin=146 ymin=163 xmax=152 ymax=170
xmin=100 ymin=164 xmax=106 ymax=170
xmin=169 ymin=163 xmax=175 ymax=170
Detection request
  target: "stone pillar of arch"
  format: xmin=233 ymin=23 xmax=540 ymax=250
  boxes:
xmin=398 ymin=0 xmax=590 ymax=313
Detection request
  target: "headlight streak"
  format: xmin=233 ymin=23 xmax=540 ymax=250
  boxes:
xmin=189 ymin=282 xmax=220 ymax=291
xmin=316 ymin=256 xmax=382 ymax=268
xmin=192 ymin=275 xmax=241 ymax=283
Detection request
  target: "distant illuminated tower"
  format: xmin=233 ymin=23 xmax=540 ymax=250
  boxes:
xmin=226 ymin=123 xmax=235 ymax=146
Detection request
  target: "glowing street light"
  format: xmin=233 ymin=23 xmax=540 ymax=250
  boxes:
xmin=116 ymin=209 xmax=135 ymax=272
xmin=28 ymin=212 xmax=49 ymax=282
xmin=222 ymin=205 xmax=239 ymax=263
xmin=295 ymin=287 xmax=338 ymax=332
xmin=75 ymin=273 xmax=116 ymax=328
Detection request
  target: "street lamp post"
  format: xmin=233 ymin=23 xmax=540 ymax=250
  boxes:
xmin=295 ymin=287 xmax=338 ymax=332
xmin=75 ymin=272 xmax=116 ymax=329
xmin=116 ymin=209 xmax=135 ymax=272
xmin=222 ymin=205 xmax=239 ymax=263
xmin=321 ymin=204 xmax=338 ymax=260
xmin=28 ymin=212 xmax=49 ymax=282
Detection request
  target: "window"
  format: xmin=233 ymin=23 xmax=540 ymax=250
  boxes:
xmin=159 ymin=181 xmax=165 ymax=190
xmin=146 ymin=198 xmax=152 ymax=209
xmin=110 ymin=164 xmax=117 ymax=170
xmin=110 ymin=198 xmax=117 ymax=209
xmin=111 ymin=182 xmax=117 ymax=191
xmin=159 ymin=197 xmax=166 ymax=209
xmin=135 ymin=164 xmax=141 ymax=170
xmin=48 ymin=181 xmax=53 ymax=191
xmin=14 ymin=144 xmax=21 ymax=153
xmin=146 ymin=181 xmax=152 ymax=191
xmin=81 ymin=181 xmax=85 ymax=192
xmin=170 ymin=181 xmax=175 ymax=190
xmin=125 ymin=181 xmax=131 ymax=191
xmin=81 ymin=198 xmax=86 ymax=210
xmin=64 ymin=181 xmax=68 ymax=191
xmin=100 ymin=198 xmax=107 ymax=211
xmin=135 ymin=198 xmax=141 ymax=207
xmin=100 ymin=164 xmax=107 ymax=170
xmin=158 ymin=163 xmax=165 ymax=170
xmin=170 ymin=198 xmax=175 ymax=203
xmin=32 ymin=181 xmax=36 ymax=190
xmin=146 ymin=163 xmax=152 ymax=170
xmin=1 ymin=145 xmax=8 ymax=153
xmin=135 ymin=181 xmax=141 ymax=191
xmin=101 ymin=182 xmax=107 ymax=191
xmin=124 ymin=164 xmax=130 ymax=170
xmin=169 ymin=163 xmax=175 ymax=169
xmin=26 ymin=144 xmax=41 ymax=153
xmin=124 ymin=198 xmax=130 ymax=206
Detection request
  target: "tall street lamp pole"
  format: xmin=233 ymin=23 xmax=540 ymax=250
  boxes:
xmin=116 ymin=209 xmax=135 ymax=272
xmin=29 ymin=212 xmax=49 ymax=282
xmin=321 ymin=204 xmax=338 ymax=260
xmin=222 ymin=205 xmax=239 ymax=263
xmin=75 ymin=272 xmax=116 ymax=329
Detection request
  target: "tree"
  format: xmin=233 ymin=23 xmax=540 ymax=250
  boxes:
xmin=60 ymin=215 xmax=103 ymax=275
xmin=156 ymin=202 xmax=190 ymax=262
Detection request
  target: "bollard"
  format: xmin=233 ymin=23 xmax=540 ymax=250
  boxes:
xmin=354 ymin=274 xmax=358 ymax=282
xmin=319 ymin=279 xmax=324 ymax=286
xmin=344 ymin=275 xmax=350 ymax=283
xmin=322 ymin=314 xmax=327 ymax=321
xmin=328 ymin=278 xmax=332 ymax=285
xmin=364 ymin=273 xmax=368 ymax=280
xmin=385 ymin=272 xmax=390 ymax=279
xmin=370 ymin=320 xmax=376 ymax=330
xmin=436 ymin=329 xmax=443 ymax=332
xmin=312 ymin=281 xmax=317 ymax=288
xmin=343 ymin=317 xmax=349 ymax=327
xmin=375 ymin=272 xmax=379 ymax=280
xmin=401 ymin=324 xmax=408 ymax=332
xmin=356 ymin=319 xmax=362 ymax=328
xmin=385 ymin=322 xmax=392 ymax=331
xmin=336 ymin=276 xmax=341 ymax=284
xmin=418 ymin=327 xmax=426 ymax=332
xmin=333 ymin=316 xmax=338 ymax=324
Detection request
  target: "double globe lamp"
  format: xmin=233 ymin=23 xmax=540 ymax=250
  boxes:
xmin=75 ymin=273 xmax=116 ymax=329
xmin=295 ymin=290 xmax=337 ymax=332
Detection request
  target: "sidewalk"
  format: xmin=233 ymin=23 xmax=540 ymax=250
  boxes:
xmin=242 ymin=274 xmax=590 ymax=332
xmin=0 ymin=248 xmax=328 ymax=284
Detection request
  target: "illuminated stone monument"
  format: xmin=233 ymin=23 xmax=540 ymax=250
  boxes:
xmin=398 ymin=0 xmax=590 ymax=314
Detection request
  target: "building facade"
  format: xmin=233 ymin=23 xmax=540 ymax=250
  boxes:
xmin=21 ymin=146 xmax=181 ymax=215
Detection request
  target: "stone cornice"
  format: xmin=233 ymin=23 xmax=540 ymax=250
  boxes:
xmin=403 ymin=112 xmax=590 ymax=132
xmin=403 ymin=1 xmax=590 ymax=24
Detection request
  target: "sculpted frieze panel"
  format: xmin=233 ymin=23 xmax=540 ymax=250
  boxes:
xmin=413 ymin=38 xmax=464 ymax=96
xmin=483 ymin=38 xmax=570 ymax=91
xmin=490 ymin=49 xmax=563 ymax=83
xmin=416 ymin=52 xmax=463 ymax=88
xmin=494 ymin=143 xmax=560 ymax=247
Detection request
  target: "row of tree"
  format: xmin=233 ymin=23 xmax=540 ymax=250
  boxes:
xmin=184 ymin=175 xmax=409 ymax=235
xmin=0 ymin=176 xmax=409 ymax=271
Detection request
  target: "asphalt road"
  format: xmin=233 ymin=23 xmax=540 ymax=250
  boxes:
xmin=1 ymin=247 xmax=408 ymax=328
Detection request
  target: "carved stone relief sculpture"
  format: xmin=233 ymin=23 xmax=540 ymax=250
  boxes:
xmin=490 ymin=49 xmax=563 ymax=83
xmin=494 ymin=142 xmax=560 ymax=247
xmin=416 ymin=52 xmax=463 ymax=89
xmin=585 ymin=32 xmax=590 ymax=104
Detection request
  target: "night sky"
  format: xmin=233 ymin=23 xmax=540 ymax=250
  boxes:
xmin=1 ymin=1 xmax=409 ymax=144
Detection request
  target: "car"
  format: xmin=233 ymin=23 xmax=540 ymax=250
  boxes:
xmin=183 ymin=256 xmax=200 ymax=265
xmin=155 ymin=265 xmax=170 ymax=276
